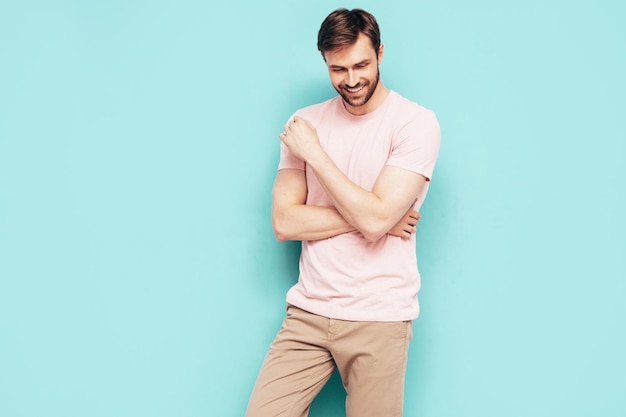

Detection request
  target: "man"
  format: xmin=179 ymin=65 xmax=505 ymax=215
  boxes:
xmin=246 ymin=8 xmax=440 ymax=417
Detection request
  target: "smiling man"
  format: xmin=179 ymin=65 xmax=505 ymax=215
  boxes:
xmin=246 ymin=8 xmax=440 ymax=417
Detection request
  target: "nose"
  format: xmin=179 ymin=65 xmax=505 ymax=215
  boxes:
xmin=346 ymin=70 xmax=358 ymax=87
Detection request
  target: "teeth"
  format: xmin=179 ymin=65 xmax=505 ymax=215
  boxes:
xmin=346 ymin=85 xmax=364 ymax=93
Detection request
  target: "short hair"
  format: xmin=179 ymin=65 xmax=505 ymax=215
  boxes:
xmin=317 ymin=8 xmax=381 ymax=56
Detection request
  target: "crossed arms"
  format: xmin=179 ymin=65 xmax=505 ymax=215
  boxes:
xmin=272 ymin=116 xmax=427 ymax=242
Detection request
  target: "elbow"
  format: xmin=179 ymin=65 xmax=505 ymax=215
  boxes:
xmin=272 ymin=214 xmax=291 ymax=242
xmin=274 ymin=231 xmax=290 ymax=242
xmin=358 ymin=222 xmax=388 ymax=242
xmin=356 ymin=212 xmax=398 ymax=241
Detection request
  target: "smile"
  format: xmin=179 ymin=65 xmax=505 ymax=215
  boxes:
xmin=344 ymin=85 xmax=365 ymax=94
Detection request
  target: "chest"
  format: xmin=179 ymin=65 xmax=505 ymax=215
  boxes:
xmin=315 ymin=117 xmax=396 ymax=188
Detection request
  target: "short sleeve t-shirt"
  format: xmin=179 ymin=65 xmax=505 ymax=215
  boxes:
xmin=278 ymin=91 xmax=440 ymax=321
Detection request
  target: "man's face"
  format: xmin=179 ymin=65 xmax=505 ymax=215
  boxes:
xmin=324 ymin=33 xmax=384 ymax=115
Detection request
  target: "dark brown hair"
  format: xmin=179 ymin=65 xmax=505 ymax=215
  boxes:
xmin=317 ymin=8 xmax=381 ymax=56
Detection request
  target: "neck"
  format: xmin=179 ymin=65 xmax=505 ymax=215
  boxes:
xmin=344 ymin=81 xmax=390 ymax=116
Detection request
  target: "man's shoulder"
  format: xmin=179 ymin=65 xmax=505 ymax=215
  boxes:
xmin=388 ymin=91 xmax=436 ymax=118
xmin=384 ymin=91 xmax=439 ymax=135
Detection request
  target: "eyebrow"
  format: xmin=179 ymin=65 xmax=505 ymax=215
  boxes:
xmin=329 ymin=59 xmax=371 ymax=70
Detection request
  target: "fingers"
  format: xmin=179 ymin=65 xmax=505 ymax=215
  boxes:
xmin=281 ymin=118 xmax=297 ymax=137
xmin=281 ymin=116 xmax=316 ymax=138
xmin=388 ymin=210 xmax=421 ymax=240
xmin=408 ymin=209 xmax=421 ymax=221
xmin=405 ymin=212 xmax=419 ymax=226
xmin=280 ymin=119 xmax=295 ymax=139
xmin=401 ymin=222 xmax=416 ymax=240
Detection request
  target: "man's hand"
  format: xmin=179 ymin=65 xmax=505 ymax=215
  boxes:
xmin=388 ymin=208 xmax=420 ymax=240
xmin=279 ymin=116 xmax=322 ymax=162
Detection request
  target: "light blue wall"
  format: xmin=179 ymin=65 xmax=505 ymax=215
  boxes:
xmin=1 ymin=1 xmax=624 ymax=416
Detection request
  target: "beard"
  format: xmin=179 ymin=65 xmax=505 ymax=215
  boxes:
xmin=336 ymin=68 xmax=380 ymax=108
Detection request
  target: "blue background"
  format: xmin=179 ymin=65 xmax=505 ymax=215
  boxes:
xmin=1 ymin=1 xmax=625 ymax=416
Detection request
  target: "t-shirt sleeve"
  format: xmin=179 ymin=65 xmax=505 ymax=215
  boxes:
xmin=386 ymin=109 xmax=441 ymax=181
xmin=278 ymin=142 xmax=305 ymax=171
xmin=277 ymin=114 xmax=305 ymax=171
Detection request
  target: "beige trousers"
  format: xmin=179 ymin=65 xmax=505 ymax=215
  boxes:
xmin=246 ymin=305 xmax=413 ymax=417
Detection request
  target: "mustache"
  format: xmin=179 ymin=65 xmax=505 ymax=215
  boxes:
xmin=342 ymin=82 xmax=367 ymax=89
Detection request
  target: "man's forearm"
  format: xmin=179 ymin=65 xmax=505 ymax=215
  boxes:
xmin=272 ymin=204 xmax=355 ymax=241
xmin=305 ymin=149 xmax=421 ymax=241
xmin=307 ymin=151 xmax=386 ymax=235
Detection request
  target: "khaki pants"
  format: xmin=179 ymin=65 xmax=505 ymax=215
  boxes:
xmin=246 ymin=305 xmax=413 ymax=417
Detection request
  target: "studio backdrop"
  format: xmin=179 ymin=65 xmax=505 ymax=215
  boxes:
xmin=1 ymin=0 xmax=624 ymax=416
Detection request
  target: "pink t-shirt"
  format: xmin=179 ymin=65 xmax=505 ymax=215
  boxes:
xmin=278 ymin=91 xmax=441 ymax=321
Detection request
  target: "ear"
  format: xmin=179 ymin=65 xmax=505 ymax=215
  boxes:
xmin=378 ymin=43 xmax=384 ymax=63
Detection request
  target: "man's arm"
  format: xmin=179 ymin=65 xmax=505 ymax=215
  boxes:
xmin=271 ymin=168 xmax=420 ymax=242
xmin=280 ymin=117 xmax=427 ymax=242
xmin=271 ymin=168 xmax=355 ymax=241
